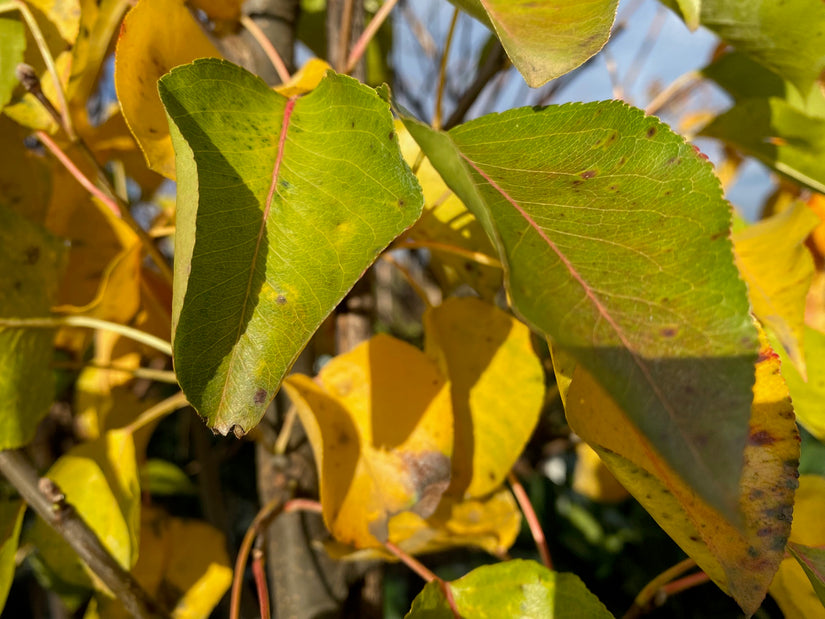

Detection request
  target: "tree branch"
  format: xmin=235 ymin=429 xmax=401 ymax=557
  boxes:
xmin=0 ymin=450 xmax=168 ymax=618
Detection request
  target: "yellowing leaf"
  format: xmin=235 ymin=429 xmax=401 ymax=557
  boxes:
xmin=0 ymin=500 xmax=25 ymax=610
xmin=808 ymin=194 xmax=825 ymax=261
xmin=734 ymin=202 xmax=820 ymax=376
xmin=423 ymin=298 xmax=543 ymax=498
xmin=115 ymin=0 xmax=221 ymax=179
xmin=769 ymin=475 xmax=825 ymax=619
xmin=26 ymin=433 xmax=138 ymax=590
xmin=274 ymin=58 xmax=332 ymax=97
xmin=572 ymin=442 xmax=629 ymax=504
xmin=46 ymin=163 xmax=141 ymax=323
xmin=396 ymin=122 xmax=502 ymax=299
xmin=188 ymin=0 xmax=243 ymax=21
xmin=27 ymin=0 xmax=81 ymax=43
xmin=0 ymin=116 xmax=51 ymax=222
xmin=326 ymin=487 xmax=521 ymax=560
xmin=91 ymin=505 xmax=232 ymax=619
xmin=283 ymin=334 xmax=453 ymax=549
xmin=566 ymin=332 xmax=799 ymax=615
xmin=776 ymin=327 xmax=825 ymax=440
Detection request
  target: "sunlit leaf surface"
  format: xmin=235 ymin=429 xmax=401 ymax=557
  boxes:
xmin=402 ymin=101 xmax=757 ymax=520
xmin=161 ymin=59 xmax=422 ymax=435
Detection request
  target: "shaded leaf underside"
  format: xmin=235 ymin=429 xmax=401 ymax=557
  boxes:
xmin=402 ymin=101 xmax=758 ymax=519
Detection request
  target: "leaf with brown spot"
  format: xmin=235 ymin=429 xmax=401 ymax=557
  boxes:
xmin=283 ymin=334 xmax=453 ymax=549
xmin=423 ymin=297 xmax=543 ymax=498
xmin=566 ymin=326 xmax=799 ymax=615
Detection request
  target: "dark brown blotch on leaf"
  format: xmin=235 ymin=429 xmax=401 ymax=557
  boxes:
xmin=404 ymin=450 xmax=451 ymax=520
xmin=254 ymin=388 xmax=267 ymax=405
xmin=24 ymin=246 xmax=39 ymax=265
xmin=276 ymin=294 xmax=287 ymax=305
xmin=580 ymin=169 xmax=597 ymax=179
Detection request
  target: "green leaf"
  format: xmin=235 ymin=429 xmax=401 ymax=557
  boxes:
xmin=0 ymin=205 xmax=64 ymax=450
xmin=0 ymin=500 xmax=24 ymax=612
xmin=401 ymin=101 xmax=757 ymax=520
xmin=700 ymin=97 xmax=825 ymax=194
xmin=703 ymin=51 xmax=825 ymax=117
xmin=159 ymin=59 xmax=422 ymax=435
xmin=675 ymin=0 xmax=701 ymax=30
xmin=775 ymin=326 xmax=825 ymax=441
xmin=0 ymin=11 xmax=25 ymax=110
xmin=449 ymin=0 xmax=619 ymax=87
xmin=788 ymin=542 xmax=825 ymax=607
xmin=406 ymin=560 xmax=613 ymax=618
xmin=664 ymin=0 xmax=825 ymax=93
xmin=140 ymin=459 xmax=198 ymax=496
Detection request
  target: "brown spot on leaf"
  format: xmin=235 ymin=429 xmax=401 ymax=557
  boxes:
xmin=254 ymin=388 xmax=267 ymax=405
xmin=646 ymin=126 xmax=657 ymax=138
xmin=232 ymin=424 xmax=246 ymax=439
xmin=276 ymin=294 xmax=287 ymax=305
xmin=24 ymin=246 xmax=39 ymax=265
xmin=660 ymin=327 xmax=678 ymax=338
xmin=580 ymin=169 xmax=597 ymax=179
xmin=388 ymin=130 xmax=394 ymax=140
xmin=403 ymin=451 xmax=451 ymax=519
xmin=749 ymin=430 xmax=777 ymax=446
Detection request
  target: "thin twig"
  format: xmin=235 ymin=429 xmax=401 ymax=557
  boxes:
xmin=122 ymin=392 xmax=189 ymax=434
xmin=396 ymin=239 xmax=502 ymax=268
xmin=337 ymin=0 xmax=356 ymax=72
xmin=661 ymin=570 xmax=710 ymax=596
xmin=644 ymin=70 xmax=701 ymax=116
xmin=12 ymin=0 xmax=75 ymax=139
xmin=623 ymin=557 xmax=697 ymax=619
xmin=35 ymin=131 xmax=120 ymax=216
xmin=399 ymin=1 xmax=436 ymax=59
xmin=273 ymin=405 xmax=297 ymax=455
xmin=33 ymin=132 xmax=174 ymax=284
xmin=508 ymin=472 xmax=552 ymax=569
xmin=383 ymin=540 xmax=437 ymax=582
xmin=240 ymin=14 xmax=291 ymax=84
xmin=346 ymin=0 xmax=400 ymax=74
xmin=433 ymin=8 xmax=459 ymax=130
xmin=51 ymin=360 xmax=178 ymax=384
xmin=380 ymin=254 xmax=433 ymax=309
xmin=0 ymin=316 xmax=173 ymax=357
xmin=230 ymin=497 xmax=323 ymax=619
xmin=384 ymin=541 xmax=460 ymax=618
xmin=443 ymin=40 xmax=507 ymax=130
xmin=252 ymin=547 xmax=271 ymax=619
xmin=0 ymin=450 xmax=168 ymax=618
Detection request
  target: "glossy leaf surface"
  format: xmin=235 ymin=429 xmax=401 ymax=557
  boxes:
xmin=402 ymin=101 xmax=757 ymax=519
xmin=283 ymin=334 xmax=452 ymax=549
xmin=424 ymin=298 xmax=543 ymax=498
xmin=160 ymin=59 xmax=422 ymax=434
xmin=0 ymin=205 xmax=64 ymax=449
xmin=450 ymin=0 xmax=618 ymax=87
xmin=566 ymin=333 xmax=798 ymax=615
xmin=406 ymin=560 xmax=613 ymax=618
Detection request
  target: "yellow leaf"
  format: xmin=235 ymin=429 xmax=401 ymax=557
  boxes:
xmin=27 ymin=0 xmax=81 ymax=43
xmin=188 ymin=0 xmax=243 ymax=21
xmin=91 ymin=505 xmax=232 ymax=619
xmin=572 ymin=442 xmax=629 ymax=504
xmin=325 ymin=486 xmax=521 ymax=560
xmin=734 ymin=202 xmax=820 ymax=376
xmin=26 ymin=432 xmax=139 ymax=590
xmin=46 ymin=161 xmax=142 ymax=324
xmin=423 ymin=297 xmax=543 ymax=498
xmin=283 ymin=334 xmax=453 ymax=549
xmin=566 ymin=330 xmax=799 ymax=616
xmin=114 ymin=0 xmax=222 ymax=179
xmin=769 ymin=475 xmax=825 ymax=618
xmin=549 ymin=343 xmax=577 ymax=408
xmin=396 ymin=122 xmax=502 ymax=299
xmin=274 ymin=58 xmax=332 ymax=97
xmin=807 ymin=193 xmax=825 ymax=261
